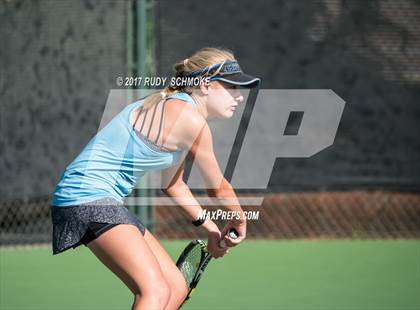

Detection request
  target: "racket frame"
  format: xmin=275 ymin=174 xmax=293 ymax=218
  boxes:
xmin=176 ymin=239 xmax=212 ymax=302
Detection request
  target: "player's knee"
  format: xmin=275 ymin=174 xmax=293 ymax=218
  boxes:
xmin=181 ymin=280 xmax=189 ymax=298
xmin=171 ymin=276 xmax=189 ymax=303
xmin=146 ymin=281 xmax=171 ymax=309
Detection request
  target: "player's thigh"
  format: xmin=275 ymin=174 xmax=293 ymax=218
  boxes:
xmin=86 ymin=224 xmax=168 ymax=295
xmin=143 ymin=229 xmax=188 ymax=292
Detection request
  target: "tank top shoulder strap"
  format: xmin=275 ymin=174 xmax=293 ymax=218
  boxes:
xmin=131 ymin=92 xmax=196 ymax=149
xmin=128 ymin=98 xmax=144 ymax=125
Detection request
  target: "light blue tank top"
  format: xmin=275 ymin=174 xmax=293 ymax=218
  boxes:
xmin=52 ymin=92 xmax=195 ymax=207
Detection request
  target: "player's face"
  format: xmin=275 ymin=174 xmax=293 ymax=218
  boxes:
xmin=206 ymin=81 xmax=244 ymax=119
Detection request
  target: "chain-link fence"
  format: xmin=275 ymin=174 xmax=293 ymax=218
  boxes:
xmin=2 ymin=191 xmax=419 ymax=246
xmin=1 ymin=0 xmax=419 ymax=247
xmin=155 ymin=191 xmax=420 ymax=239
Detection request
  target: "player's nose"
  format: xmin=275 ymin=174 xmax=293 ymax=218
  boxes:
xmin=233 ymin=89 xmax=244 ymax=103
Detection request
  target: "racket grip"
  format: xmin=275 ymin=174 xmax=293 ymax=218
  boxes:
xmin=228 ymin=228 xmax=239 ymax=239
xmin=219 ymin=228 xmax=239 ymax=248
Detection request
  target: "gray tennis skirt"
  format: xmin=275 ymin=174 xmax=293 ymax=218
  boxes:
xmin=51 ymin=197 xmax=145 ymax=255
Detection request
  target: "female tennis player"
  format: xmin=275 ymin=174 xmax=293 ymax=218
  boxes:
xmin=51 ymin=47 xmax=260 ymax=309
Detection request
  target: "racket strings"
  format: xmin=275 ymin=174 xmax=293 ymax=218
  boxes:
xmin=178 ymin=243 xmax=204 ymax=286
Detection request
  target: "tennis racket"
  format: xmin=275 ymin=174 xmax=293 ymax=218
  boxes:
xmin=176 ymin=228 xmax=238 ymax=306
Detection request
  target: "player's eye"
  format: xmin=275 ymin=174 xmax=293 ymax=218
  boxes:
xmin=221 ymin=82 xmax=238 ymax=90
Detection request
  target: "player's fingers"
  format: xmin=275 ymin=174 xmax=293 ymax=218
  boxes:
xmin=224 ymin=236 xmax=237 ymax=247
xmin=224 ymin=236 xmax=243 ymax=247
xmin=219 ymin=239 xmax=228 ymax=249
xmin=209 ymin=245 xmax=228 ymax=258
xmin=215 ymin=246 xmax=229 ymax=257
xmin=211 ymin=251 xmax=224 ymax=258
xmin=219 ymin=246 xmax=228 ymax=254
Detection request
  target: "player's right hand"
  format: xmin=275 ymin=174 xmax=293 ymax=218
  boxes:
xmin=207 ymin=230 xmax=229 ymax=258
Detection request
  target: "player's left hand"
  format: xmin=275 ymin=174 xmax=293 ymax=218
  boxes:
xmin=221 ymin=219 xmax=246 ymax=247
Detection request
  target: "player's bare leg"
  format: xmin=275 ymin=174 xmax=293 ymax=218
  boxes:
xmin=86 ymin=224 xmax=171 ymax=310
xmin=144 ymin=229 xmax=189 ymax=309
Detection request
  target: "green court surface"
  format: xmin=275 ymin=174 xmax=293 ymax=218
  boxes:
xmin=1 ymin=240 xmax=419 ymax=310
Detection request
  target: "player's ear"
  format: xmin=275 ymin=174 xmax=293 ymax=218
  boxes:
xmin=199 ymin=82 xmax=210 ymax=95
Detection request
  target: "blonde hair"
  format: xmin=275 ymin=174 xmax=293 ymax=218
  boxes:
xmin=142 ymin=47 xmax=235 ymax=110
